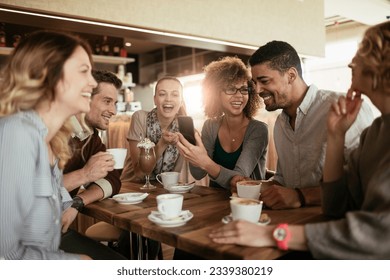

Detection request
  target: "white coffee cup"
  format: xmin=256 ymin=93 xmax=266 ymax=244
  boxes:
xmin=230 ymin=198 xmax=263 ymax=223
xmin=236 ymin=180 xmax=262 ymax=199
xmin=106 ymin=148 xmax=127 ymax=169
xmin=156 ymin=171 xmax=180 ymax=188
xmin=156 ymin=194 xmax=183 ymax=219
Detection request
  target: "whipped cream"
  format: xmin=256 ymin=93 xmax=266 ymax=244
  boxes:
xmin=137 ymin=137 xmax=155 ymax=149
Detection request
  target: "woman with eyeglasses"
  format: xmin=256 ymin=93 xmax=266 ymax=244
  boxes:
xmin=177 ymin=56 xmax=268 ymax=189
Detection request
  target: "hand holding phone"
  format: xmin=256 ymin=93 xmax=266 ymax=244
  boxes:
xmin=177 ymin=116 xmax=196 ymax=145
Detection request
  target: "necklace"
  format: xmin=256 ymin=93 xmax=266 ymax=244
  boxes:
xmin=225 ymin=117 xmax=247 ymax=142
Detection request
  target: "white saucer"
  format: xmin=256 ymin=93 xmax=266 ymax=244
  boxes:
xmin=112 ymin=192 xmax=149 ymax=204
xmin=148 ymin=210 xmax=193 ymax=227
xmin=164 ymin=183 xmax=194 ymax=194
xmin=221 ymin=213 xmax=271 ymax=225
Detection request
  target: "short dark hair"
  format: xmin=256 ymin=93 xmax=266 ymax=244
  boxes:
xmin=248 ymin=40 xmax=303 ymax=78
xmin=92 ymin=69 xmax=122 ymax=96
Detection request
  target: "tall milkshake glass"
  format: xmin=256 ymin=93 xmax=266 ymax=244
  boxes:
xmin=137 ymin=139 xmax=157 ymax=190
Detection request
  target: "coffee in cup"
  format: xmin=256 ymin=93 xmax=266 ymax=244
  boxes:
xmin=156 ymin=194 xmax=183 ymax=219
xmin=106 ymin=148 xmax=127 ymax=169
xmin=236 ymin=180 xmax=262 ymax=199
xmin=230 ymin=198 xmax=263 ymax=223
xmin=156 ymin=171 xmax=180 ymax=188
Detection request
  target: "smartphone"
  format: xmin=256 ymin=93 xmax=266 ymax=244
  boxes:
xmin=177 ymin=116 xmax=196 ymax=145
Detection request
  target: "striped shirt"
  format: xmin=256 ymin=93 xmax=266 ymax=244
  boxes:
xmin=0 ymin=110 xmax=79 ymax=259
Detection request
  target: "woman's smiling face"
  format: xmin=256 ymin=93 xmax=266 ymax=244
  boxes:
xmin=154 ymin=79 xmax=183 ymax=119
xmin=55 ymin=46 xmax=97 ymax=116
xmin=220 ymin=80 xmax=249 ymax=117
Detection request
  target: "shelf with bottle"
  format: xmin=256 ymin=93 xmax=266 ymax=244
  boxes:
xmin=0 ymin=47 xmax=135 ymax=65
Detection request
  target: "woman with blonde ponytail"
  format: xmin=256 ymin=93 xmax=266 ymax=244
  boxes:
xmin=0 ymin=31 xmax=97 ymax=259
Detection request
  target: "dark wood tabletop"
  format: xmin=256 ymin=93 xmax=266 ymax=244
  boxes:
xmin=82 ymin=181 xmax=327 ymax=260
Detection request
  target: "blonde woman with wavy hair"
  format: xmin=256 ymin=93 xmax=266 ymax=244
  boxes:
xmin=0 ymin=31 xmax=97 ymax=259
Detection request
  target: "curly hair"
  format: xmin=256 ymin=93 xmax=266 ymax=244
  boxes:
xmin=355 ymin=21 xmax=390 ymax=94
xmin=0 ymin=30 xmax=93 ymax=169
xmin=202 ymin=56 xmax=260 ymax=119
xmin=248 ymin=40 xmax=303 ymax=78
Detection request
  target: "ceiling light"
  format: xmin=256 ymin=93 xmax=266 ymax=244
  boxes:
xmin=0 ymin=7 xmax=258 ymax=51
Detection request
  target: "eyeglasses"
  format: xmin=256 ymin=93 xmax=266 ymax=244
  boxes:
xmin=223 ymin=87 xmax=250 ymax=95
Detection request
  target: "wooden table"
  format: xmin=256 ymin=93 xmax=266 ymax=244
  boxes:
xmin=82 ymin=181 xmax=326 ymax=260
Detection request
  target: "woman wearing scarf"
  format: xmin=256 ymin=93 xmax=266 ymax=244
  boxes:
xmin=121 ymin=76 xmax=186 ymax=183
xmin=113 ymin=76 xmax=186 ymax=259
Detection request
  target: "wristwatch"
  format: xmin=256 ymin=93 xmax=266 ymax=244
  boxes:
xmin=273 ymin=223 xmax=291 ymax=250
xmin=71 ymin=196 xmax=85 ymax=212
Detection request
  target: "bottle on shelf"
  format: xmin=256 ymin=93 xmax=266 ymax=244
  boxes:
xmin=12 ymin=35 xmax=21 ymax=48
xmin=113 ymin=46 xmax=120 ymax=56
xmin=0 ymin=23 xmax=6 ymax=47
xmin=94 ymin=39 xmax=102 ymax=55
xmin=120 ymin=46 xmax=128 ymax=58
xmin=101 ymin=36 xmax=110 ymax=56
xmin=113 ymin=42 xmax=120 ymax=57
